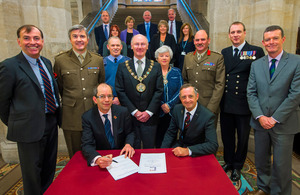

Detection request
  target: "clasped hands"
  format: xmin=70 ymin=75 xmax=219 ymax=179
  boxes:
xmin=134 ymin=111 xmax=150 ymax=122
xmin=258 ymin=116 xmax=277 ymax=129
xmin=95 ymin=144 xmax=135 ymax=168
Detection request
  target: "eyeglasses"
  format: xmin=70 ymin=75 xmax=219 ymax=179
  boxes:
xmin=96 ymin=94 xmax=114 ymax=99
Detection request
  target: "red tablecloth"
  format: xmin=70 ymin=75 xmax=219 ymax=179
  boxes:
xmin=45 ymin=148 xmax=238 ymax=195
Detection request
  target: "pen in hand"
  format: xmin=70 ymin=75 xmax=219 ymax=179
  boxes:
xmin=103 ymin=155 xmax=118 ymax=163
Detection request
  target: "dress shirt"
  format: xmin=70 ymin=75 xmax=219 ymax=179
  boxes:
xmin=103 ymin=24 xmax=110 ymax=37
xmin=196 ymin=49 xmax=208 ymax=60
xmin=267 ymin=50 xmax=283 ymax=69
xmin=107 ymin=54 xmax=123 ymax=63
xmin=232 ymin=41 xmax=246 ymax=56
xmin=183 ymin=103 xmax=198 ymax=156
xmin=168 ymin=20 xmax=177 ymax=42
xmin=23 ymin=51 xmax=58 ymax=112
xmin=91 ymin=108 xmax=113 ymax=166
xmin=73 ymin=49 xmax=87 ymax=63
xmin=131 ymin=56 xmax=153 ymax=117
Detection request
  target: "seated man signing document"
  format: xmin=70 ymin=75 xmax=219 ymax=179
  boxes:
xmin=81 ymin=83 xmax=135 ymax=168
xmin=161 ymin=84 xmax=218 ymax=157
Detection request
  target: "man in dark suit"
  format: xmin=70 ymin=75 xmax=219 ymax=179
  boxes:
xmin=54 ymin=25 xmax=105 ymax=158
xmin=137 ymin=10 xmax=158 ymax=43
xmin=161 ymin=83 xmax=218 ymax=157
xmin=94 ymin=10 xmax=110 ymax=56
xmin=0 ymin=25 xmax=60 ymax=194
xmin=115 ymin=34 xmax=163 ymax=149
xmin=168 ymin=8 xmax=183 ymax=43
xmin=81 ymin=83 xmax=135 ymax=168
xmin=220 ymin=21 xmax=264 ymax=181
xmin=247 ymin=25 xmax=300 ymax=195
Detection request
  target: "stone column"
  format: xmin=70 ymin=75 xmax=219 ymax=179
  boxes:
xmin=0 ymin=0 xmax=72 ymax=163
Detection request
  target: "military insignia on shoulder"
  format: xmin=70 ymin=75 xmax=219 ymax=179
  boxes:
xmin=55 ymin=50 xmax=67 ymax=57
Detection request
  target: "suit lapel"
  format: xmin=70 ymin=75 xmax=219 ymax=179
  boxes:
xmin=111 ymin=105 xmax=119 ymax=147
xmin=226 ymin=42 xmax=251 ymax=72
xmin=68 ymin=50 xmax=82 ymax=67
xmin=270 ymin=51 xmax=288 ymax=82
xmin=17 ymin=52 xmax=42 ymax=90
xmin=82 ymin=51 xmax=92 ymax=67
xmin=179 ymin=106 xmax=185 ymax=132
xmin=92 ymin=106 xmax=111 ymax=148
xmin=261 ymin=56 xmax=271 ymax=83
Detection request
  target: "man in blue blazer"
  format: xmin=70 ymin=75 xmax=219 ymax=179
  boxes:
xmin=137 ymin=10 xmax=158 ymax=43
xmin=115 ymin=34 xmax=163 ymax=149
xmin=81 ymin=83 xmax=135 ymax=168
xmin=220 ymin=21 xmax=264 ymax=181
xmin=94 ymin=10 xmax=110 ymax=56
xmin=247 ymin=25 xmax=300 ymax=195
xmin=0 ymin=25 xmax=60 ymax=194
xmin=161 ymin=84 xmax=218 ymax=157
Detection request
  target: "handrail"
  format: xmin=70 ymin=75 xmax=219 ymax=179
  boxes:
xmin=87 ymin=0 xmax=113 ymax=35
xmin=178 ymin=0 xmax=201 ymax=31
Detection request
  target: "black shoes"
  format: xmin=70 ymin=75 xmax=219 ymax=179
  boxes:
xmin=230 ymin=169 xmax=241 ymax=181
xmin=222 ymin=164 xmax=232 ymax=173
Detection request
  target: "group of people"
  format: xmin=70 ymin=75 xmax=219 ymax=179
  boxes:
xmin=95 ymin=9 xmax=194 ymax=71
xmin=0 ymin=10 xmax=299 ymax=195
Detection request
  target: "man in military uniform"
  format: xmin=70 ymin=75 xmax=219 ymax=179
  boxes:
xmin=54 ymin=24 xmax=105 ymax=158
xmin=182 ymin=30 xmax=225 ymax=118
xmin=220 ymin=22 xmax=264 ymax=181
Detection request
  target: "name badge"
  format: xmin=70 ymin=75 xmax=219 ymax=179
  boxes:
xmin=181 ymin=51 xmax=186 ymax=55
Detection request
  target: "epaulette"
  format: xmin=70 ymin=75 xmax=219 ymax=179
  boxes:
xmin=55 ymin=50 xmax=68 ymax=57
xmin=90 ymin=51 xmax=102 ymax=56
xmin=210 ymin=50 xmax=222 ymax=55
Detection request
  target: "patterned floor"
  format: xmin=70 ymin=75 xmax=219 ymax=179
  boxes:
xmin=1 ymin=153 xmax=300 ymax=195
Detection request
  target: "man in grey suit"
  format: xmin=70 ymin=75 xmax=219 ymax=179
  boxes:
xmin=247 ymin=25 xmax=300 ymax=195
xmin=0 ymin=25 xmax=60 ymax=194
xmin=161 ymin=83 xmax=218 ymax=157
xmin=81 ymin=83 xmax=135 ymax=168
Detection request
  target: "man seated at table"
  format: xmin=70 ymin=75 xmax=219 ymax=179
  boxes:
xmin=161 ymin=83 xmax=218 ymax=157
xmin=81 ymin=83 xmax=135 ymax=168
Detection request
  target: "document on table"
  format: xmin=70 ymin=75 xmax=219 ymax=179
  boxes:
xmin=106 ymin=154 xmax=139 ymax=180
xmin=138 ymin=153 xmax=167 ymax=174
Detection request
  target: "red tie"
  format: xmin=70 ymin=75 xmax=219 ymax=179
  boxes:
xmin=37 ymin=59 xmax=56 ymax=113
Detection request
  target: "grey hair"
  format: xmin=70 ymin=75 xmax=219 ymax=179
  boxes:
xmin=68 ymin=24 xmax=88 ymax=39
xmin=155 ymin=45 xmax=173 ymax=59
xmin=107 ymin=36 xmax=121 ymax=45
xmin=93 ymin=83 xmax=113 ymax=96
xmin=143 ymin=10 xmax=152 ymax=17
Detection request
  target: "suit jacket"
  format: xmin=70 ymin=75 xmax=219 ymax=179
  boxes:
xmin=120 ymin=29 xmax=140 ymax=43
xmin=182 ymin=50 xmax=225 ymax=113
xmin=171 ymin=20 xmax=183 ymax=43
xmin=161 ymin=104 xmax=218 ymax=156
xmin=149 ymin=33 xmax=177 ymax=63
xmin=54 ymin=49 xmax=105 ymax=131
xmin=115 ymin=59 xmax=164 ymax=125
xmin=81 ymin=105 xmax=135 ymax=165
xmin=247 ymin=51 xmax=300 ymax=134
xmin=220 ymin=42 xmax=265 ymax=115
xmin=0 ymin=52 xmax=60 ymax=142
xmin=137 ymin=22 xmax=158 ymax=42
xmin=94 ymin=25 xmax=108 ymax=55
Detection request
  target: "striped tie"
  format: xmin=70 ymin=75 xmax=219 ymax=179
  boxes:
xmin=103 ymin=114 xmax=115 ymax=149
xmin=182 ymin=112 xmax=191 ymax=138
xmin=37 ymin=59 xmax=56 ymax=113
xmin=270 ymin=59 xmax=276 ymax=79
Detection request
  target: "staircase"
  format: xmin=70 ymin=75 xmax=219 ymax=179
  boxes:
xmin=111 ymin=7 xmax=170 ymax=32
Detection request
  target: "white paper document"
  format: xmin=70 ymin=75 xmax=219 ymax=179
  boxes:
xmin=106 ymin=154 xmax=139 ymax=180
xmin=138 ymin=153 xmax=167 ymax=174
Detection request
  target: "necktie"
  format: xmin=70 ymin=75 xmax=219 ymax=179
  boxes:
xmin=114 ymin=58 xmax=118 ymax=63
xmin=182 ymin=112 xmax=191 ymax=138
xmin=233 ymin=48 xmax=239 ymax=60
xmin=104 ymin=24 xmax=108 ymax=40
xmin=170 ymin=21 xmax=173 ymax=35
xmin=270 ymin=59 xmax=277 ymax=79
xmin=146 ymin=23 xmax=150 ymax=42
xmin=103 ymin=114 xmax=114 ymax=149
xmin=37 ymin=59 xmax=56 ymax=113
xmin=137 ymin=60 xmax=143 ymax=77
xmin=79 ymin=54 xmax=84 ymax=64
